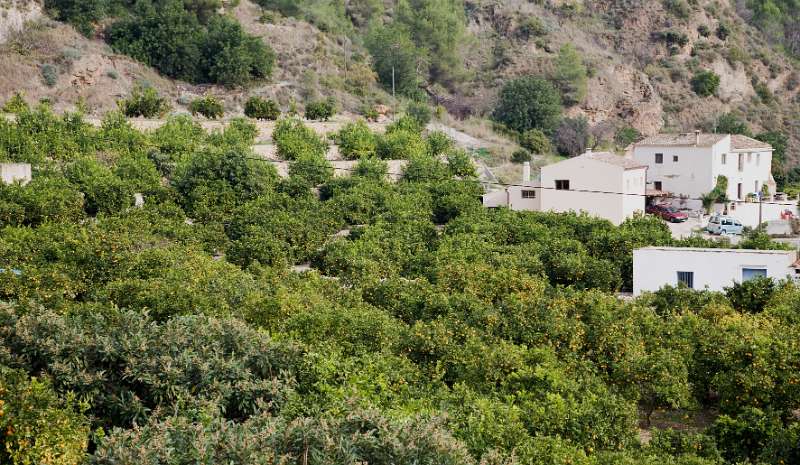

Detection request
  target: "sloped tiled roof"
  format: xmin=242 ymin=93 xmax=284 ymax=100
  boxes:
xmin=730 ymin=134 xmax=772 ymax=151
xmin=636 ymin=133 xmax=727 ymax=147
xmin=580 ymin=151 xmax=648 ymax=170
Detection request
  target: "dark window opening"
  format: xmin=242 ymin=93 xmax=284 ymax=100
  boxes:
xmin=673 ymin=155 xmax=679 ymax=162
xmin=655 ymin=153 xmax=663 ymax=164
xmin=555 ymin=180 xmax=570 ymax=190
xmin=677 ymin=271 xmax=694 ymax=288
xmin=521 ymin=190 xmax=536 ymax=199
xmin=654 ymin=181 xmax=662 ymax=191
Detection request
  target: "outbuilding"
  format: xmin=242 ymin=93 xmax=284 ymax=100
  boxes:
xmin=633 ymin=246 xmax=799 ymax=295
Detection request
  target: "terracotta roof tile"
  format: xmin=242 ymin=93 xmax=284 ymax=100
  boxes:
xmin=636 ymin=133 xmax=727 ymax=147
xmin=730 ymin=134 xmax=772 ymax=151
xmin=580 ymin=151 xmax=648 ymax=170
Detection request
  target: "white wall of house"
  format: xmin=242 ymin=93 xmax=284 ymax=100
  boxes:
xmin=0 ymin=163 xmax=31 ymax=185
xmin=540 ymin=156 xmax=645 ymax=225
xmin=632 ymin=135 xmax=774 ymax=201
xmin=711 ymin=200 xmax=799 ymax=228
xmin=633 ymin=247 xmax=798 ymax=295
xmin=483 ymin=189 xmax=509 ymax=208
xmin=633 ymin=142 xmax=721 ymax=198
xmin=713 ymin=149 xmax=773 ymax=201
xmin=508 ymin=184 xmax=541 ymax=211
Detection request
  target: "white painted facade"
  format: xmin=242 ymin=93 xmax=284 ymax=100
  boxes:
xmin=482 ymin=152 xmax=647 ymax=225
xmin=632 ymin=133 xmax=773 ymax=201
xmin=0 ymin=163 xmax=31 ymax=185
xmin=633 ymin=247 xmax=799 ymax=295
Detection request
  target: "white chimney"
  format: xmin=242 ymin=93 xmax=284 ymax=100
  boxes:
xmin=695 ymin=130 xmax=700 ymax=146
xmin=522 ymin=162 xmax=531 ymax=183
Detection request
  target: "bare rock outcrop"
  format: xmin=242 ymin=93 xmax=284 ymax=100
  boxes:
xmin=583 ymin=64 xmax=664 ymax=136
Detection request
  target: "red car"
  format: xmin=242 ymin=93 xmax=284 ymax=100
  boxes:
xmin=646 ymin=204 xmax=689 ymax=223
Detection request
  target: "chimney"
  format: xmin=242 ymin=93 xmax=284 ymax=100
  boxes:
xmin=695 ymin=130 xmax=700 ymax=147
xmin=522 ymin=162 xmax=531 ymax=183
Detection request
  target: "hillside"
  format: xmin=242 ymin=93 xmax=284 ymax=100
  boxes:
xmin=3 ymin=1 xmax=800 ymax=183
xmin=4 ymin=2 xmax=800 ymax=464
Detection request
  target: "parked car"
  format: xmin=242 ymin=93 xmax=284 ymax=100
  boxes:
xmin=646 ymin=204 xmax=689 ymax=222
xmin=707 ymin=215 xmax=744 ymax=235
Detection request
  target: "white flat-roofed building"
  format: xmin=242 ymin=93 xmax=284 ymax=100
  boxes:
xmin=633 ymin=246 xmax=799 ymax=295
xmin=0 ymin=163 xmax=31 ymax=185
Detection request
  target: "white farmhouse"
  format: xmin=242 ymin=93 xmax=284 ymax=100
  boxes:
xmin=0 ymin=162 xmax=31 ymax=185
xmin=633 ymin=246 xmax=799 ymax=295
xmin=632 ymin=131 xmax=774 ymax=201
xmin=483 ymin=151 xmax=647 ymax=225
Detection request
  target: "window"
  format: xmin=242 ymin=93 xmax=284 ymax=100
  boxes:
xmin=757 ymin=153 xmax=761 ymax=166
xmin=747 ymin=153 xmax=752 ymax=163
xmin=742 ymin=268 xmax=767 ymax=281
xmin=654 ymin=181 xmax=662 ymax=191
xmin=655 ymin=153 xmax=663 ymax=164
xmin=738 ymin=153 xmax=744 ymax=172
xmin=721 ymin=153 xmax=727 ymax=165
xmin=673 ymin=155 xmax=679 ymax=162
xmin=677 ymin=271 xmax=694 ymax=289
xmin=555 ymin=180 xmax=570 ymax=190
xmin=521 ymin=190 xmax=536 ymax=199
xmin=737 ymin=183 xmax=743 ymax=200
xmin=755 ymin=180 xmax=760 ymax=194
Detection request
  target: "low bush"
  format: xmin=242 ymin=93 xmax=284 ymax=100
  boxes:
xmin=519 ymin=128 xmax=552 ymax=154
xmin=119 ymin=86 xmax=172 ymax=118
xmin=305 ymin=98 xmax=337 ymax=121
xmin=244 ymin=96 xmax=280 ymax=120
xmin=691 ymin=70 xmax=720 ymax=97
xmin=40 ymin=64 xmax=59 ymax=87
xmin=511 ymin=149 xmax=531 ymax=164
xmin=189 ymin=95 xmax=225 ymax=119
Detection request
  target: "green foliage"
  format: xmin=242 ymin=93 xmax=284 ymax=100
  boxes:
xmin=396 ymin=0 xmax=467 ymax=83
xmin=40 ymin=64 xmax=59 ymax=87
xmin=715 ymin=112 xmax=751 ymax=136
xmin=426 ymin=130 xmax=455 ymax=156
xmin=376 ymin=129 xmax=427 ymax=159
xmin=701 ymin=175 xmax=728 ymax=210
xmin=663 ymin=0 xmax=691 ymax=18
xmin=615 ymin=126 xmax=642 ymax=147
xmin=0 ymin=365 xmax=89 ymax=465
xmin=118 ymin=86 xmax=172 ymax=118
xmin=173 ymin=146 xmax=277 ymax=218
xmin=5 ymin=99 xmax=800 ymax=464
xmin=272 ymin=118 xmax=328 ymax=160
xmin=337 ymin=120 xmax=377 ymax=160
xmin=366 ymin=24 xmax=422 ymax=98
xmin=519 ymin=128 xmax=552 ymax=154
xmin=188 ymin=95 xmax=224 ymax=119
xmin=492 ymin=76 xmax=562 ymax=134
xmin=92 ymin=407 xmax=473 ymax=465
xmin=107 ymin=0 xmax=274 ymax=86
xmin=511 ymin=148 xmax=531 ymax=164
xmin=64 ymin=158 xmax=134 ymax=215
xmin=305 ymin=97 xmax=337 ymax=121
xmin=406 ymin=101 xmax=433 ymax=128
xmin=243 ymin=96 xmax=280 ymax=120
xmin=551 ymin=44 xmax=588 ymax=106
xmin=690 ymin=70 xmax=720 ymax=97
xmin=554 ymin=116 xmax=589 ymax=157
xmin=44 ymin=0 xmax=105 ymax=36
xmin=2 ymin=93 xmax=28 ymax=114
xmin=724 ymin=276 xmax=776 ymax=314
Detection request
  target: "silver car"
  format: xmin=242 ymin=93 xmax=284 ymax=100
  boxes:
xmin=707 ymin=215 xmax=743 ymax=235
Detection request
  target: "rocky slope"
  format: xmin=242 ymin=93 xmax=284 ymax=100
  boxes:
xmin=2 ymin=0 xmax=800 ymax=165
